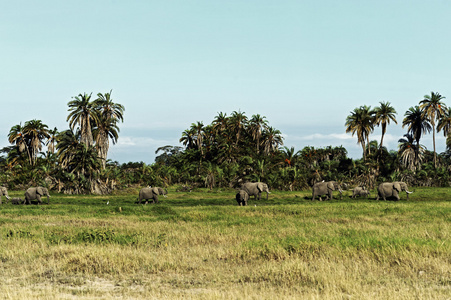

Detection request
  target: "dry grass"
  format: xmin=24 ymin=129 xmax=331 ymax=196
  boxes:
xmin=0 ymin=188 xmax=449 ymax=299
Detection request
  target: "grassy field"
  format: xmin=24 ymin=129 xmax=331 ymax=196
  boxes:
xmin=0 ymin=187 xmax=449 ymax=299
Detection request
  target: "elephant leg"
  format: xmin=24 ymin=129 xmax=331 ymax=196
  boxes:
xmin=393 ymin=191 xmax=399 ymax=201
xmin=154 ymin=195 xmax=158 ymax=203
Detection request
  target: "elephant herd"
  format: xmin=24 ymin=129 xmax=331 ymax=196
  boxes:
xmin=0 ymin=181 xmax=412 ymax=207
xmin=310 ymin=180 xmax=412 ymax=202
xmin=0 ymin=186 xmax=50 ymax=205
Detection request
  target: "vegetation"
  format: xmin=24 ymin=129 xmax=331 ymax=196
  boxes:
xmin=1 ymin=91 xmax=451 ymax=195
xmin=0 ymin=188 xmax=449 ymax=299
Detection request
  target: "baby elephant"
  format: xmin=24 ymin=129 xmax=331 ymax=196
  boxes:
xmin=236 ymin=190 xmax=249 ymax=206
xmin=11 ymin=198 xmax=25 ymax=205
xmin=352 ymin=186 xmax=370 ymax=198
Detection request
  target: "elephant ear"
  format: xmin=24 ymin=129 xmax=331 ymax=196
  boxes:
xmin=151 ymin=187 xmax=160 ymax=195
xmin=327 ymin=182 xmax=335 ymax=190
xmin=36 ymin=187 xmax=44 ymax=195
xmin=256 ymin=183 xmax=263 ymax=192
xmin=393 ymin=183 xmax=401 ymax=192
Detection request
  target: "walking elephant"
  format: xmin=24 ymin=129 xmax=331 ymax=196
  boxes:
xmin=137 ymin=187 xmax=168 ymax=204
xmin=352 ymin=186 xmax=370 ymax=198
xmin=376 ymin=181 xmax=412 ymax=201
xmin=312 ymin=181 xmax=343 ymax=201
xmin=0 ymin=187 xmax=10 ymax=204
xmin=25 ymin=187 xmax=50 ymax=205
xmin=241 ymin=182 xmax=270 ymax=200
xmin=236 ymin=190 xmax=249 ymax=206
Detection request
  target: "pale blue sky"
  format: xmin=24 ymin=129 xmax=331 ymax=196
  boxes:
xmin=1 ymin=1 xmax=450 ymax=163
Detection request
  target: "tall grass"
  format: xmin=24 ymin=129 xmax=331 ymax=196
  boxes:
xmin=0 ymin=187 xmax=449 ymax=299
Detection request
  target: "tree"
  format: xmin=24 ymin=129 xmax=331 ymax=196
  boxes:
xmin=402 ymin=106 xmax=432 ymax=162
xmin=23 ymin=119 xmax=50 ymax=166
xmin=8 ymin=123 xmax=31 ymax=165
xmin=419 ymin=92 xmax=447 ymax=167
xmin=249 ymin=114 xmax=269 ymax=154
xmin=345 ymin=105 xmax=375 ymax=161
xmin=93 ymin=90 xmax=125 ymax=169
xmin=261 ymin=126 xmax=283 ymax=155
xmin=229 ymin=110 xmax=248 ymax=146
xmin=437 ymin=107 xmax=451 ymax=151
xmin=373 ymin=101 xmax=397 ymax=149
xmin=398 ymin=133 xmax=425 ymax=171
xmin=67 ymin=93 xmax=99 ymax=147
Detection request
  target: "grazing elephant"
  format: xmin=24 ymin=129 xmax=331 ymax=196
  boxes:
xmin=137 ymin=187 xmax=168 ymax=204
xmin=236 ymin=190 xmax=249 ymax=206
xmin=312 ymin=181 xmax=343 ymax=201
xmin=0 ymin=186 xmax=11 ymax=204
xmin=352 ymin=186 xmax=370 ymax=198
xmin=11 ymin=198 xmax=25 ymax=205
xmin=24 ymin=187 xmax=50 ymax=205
xmin=241 ymin=182 xmax=270 ymax=200
xmin=376 ymin=181 xmax=412 ymax=201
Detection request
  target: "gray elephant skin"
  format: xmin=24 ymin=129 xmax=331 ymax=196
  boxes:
xmin=25 ymin=187 xmax=50 ymax=204
xmin=352 ymin=186 xmax=370 ymax=198
xmin=0 ymin=186 xmax=11 ymax=204
xmin=241 ymin=182 xmax=270 ymax=200
xmin=236 ymin=190 xmax=249 ymax=206
xmin=312 ymin=181 xmax=343 ymax=201
xmin=376 ymin=181 xmax=412 ymax=201
xmin=137 ymin=187 xmax=168 ymax=204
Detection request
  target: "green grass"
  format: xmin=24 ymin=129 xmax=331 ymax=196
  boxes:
xmin=0 ymin=187 xmax=449 ymax=299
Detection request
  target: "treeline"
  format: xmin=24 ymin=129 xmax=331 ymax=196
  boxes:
xmin=1 ymin=92 xmax=450 ymax=194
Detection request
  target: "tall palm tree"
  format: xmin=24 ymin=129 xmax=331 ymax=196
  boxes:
xmin=8 ymin=123 xmax=31 ymax=164
xmin=56 ymin=129 xmax=81 ymax=169
xmin=92 ymin=116 xmax=120 ymax=169
xmin=23 ymin=119 xmax=50 ymax=165
xmin=249 ymin=114 xmax=269 ymax=154
xmin=67 ymin=93 xmax=99 ymax=147
xmin=229 ymin=111 xmax=248 ymax=146
xmin=373 ymin=101 xmax=397 ymax=149
xmin=402 ymin=106 xmax=432 ymax=161
xmin=191 ymin=121 xmax=205 ymax=156
xmin=46 ymin=127 xmax=59 ymax=154
xmin=345 ymin=105 xmax=375 ymax=161
xmin=180 ymin=128 xmax=196 ymax=150
xmin=420 ymin=91 xmax=447 ymax=167
xmin=261 ymin=126 xmax=283 ymax=155
xmin=93 ymin=91 xmax=125 ymax=168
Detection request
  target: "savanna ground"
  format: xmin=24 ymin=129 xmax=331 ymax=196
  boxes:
xmin=0 ymin=187 xmax=449 ymax=299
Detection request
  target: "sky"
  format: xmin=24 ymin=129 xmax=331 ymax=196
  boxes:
xmin=1 ymin=1 xmax=451 ymax=164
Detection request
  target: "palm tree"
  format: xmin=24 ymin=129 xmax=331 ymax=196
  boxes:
xmin=23 ymin=119 xmax=50 ymax=165
xmin=249 ymin=114 xmax=269 ymax=154
xmin=92 ymin=116 xmax=120 ymax=169
xmin=47 ymin=127 xmax=59 ymax=154
xmin=67 ymin=93 xmax=99 ymax=147
xmin=56 ymin=129 xmax=81 ymax=169
xmin=398 ymin=133 xmax=425 ymax=171
xmin=437 ymin=107 xmax=451 ymax=151
xmin=93 ymin=91 xmax=125 ymax=168
xmin=229 ymin=111 xmax=248 ymax=146
xmin=402 ymin=106 xmax=432 ymax=162
xmin=191 ymin=121 xmax=205 ymax=156
xmin=420 ymin=92 xmax=447 ymax=167
xmin=261 ymin=126 xmax=283 ymax=155
xmin=373 ymin=101 xmax=397 ymax=149
xmin=345 ymin=105 xmax=375 ymax=161
xmin=8 ymin=123 xmax=31 ymax=164
xmin=180 ymin=128 xmax=196 ymax=150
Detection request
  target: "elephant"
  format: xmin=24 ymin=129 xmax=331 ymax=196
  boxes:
xmin=24 ymin=187 xmax=50 ymax=205
xmin=137 ymin=187 xmax=168 ymax=204
xmin=352 ymin=186 xmax=370 ymax=198
xmin=376 ymin=181 xmax=412 ymax=201
xmin=236 ymin=190 xmax=249 ymax=206
xmin=240 ymin=182 xmax=270 ymax=201
xmin=0 ymin=186 xmax=11 ymax=204
xmin=11 ymin=198 xmax=25 ymax=205
xmin=312 ymin=181 xmax=343 ymax=201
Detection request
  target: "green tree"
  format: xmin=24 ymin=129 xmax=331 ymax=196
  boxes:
xmin=419 ymin=91 xmax=447 ymax=167
xmin=345 ymin=105 xmax=375 ymax=161
xmin=67 ymin=93 xmax=99 ymax=147
xmin=23 ymin=119 xmax=50 ymax=166
xmin=437 ymin=107 xmax=451 ymax=151
xmin=402 ymin=106 xmax=432 ymax=162
xmin=373 ymin=101 xmax=397 ymax=149
xmin=249 ymin=114 xmax=269 ymax=154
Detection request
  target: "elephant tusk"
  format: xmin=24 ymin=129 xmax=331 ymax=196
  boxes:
xmin=406 ymin=191 xmax=413 ymax=194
